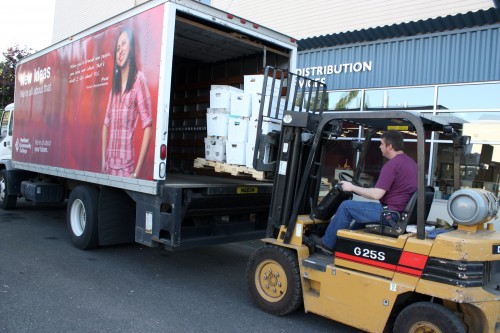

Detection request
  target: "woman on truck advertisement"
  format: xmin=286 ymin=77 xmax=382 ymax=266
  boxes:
xmin=13 ymin=5 xmax=163 ymax=180
xmin=101 ymin=28 xmax=153 ymax=178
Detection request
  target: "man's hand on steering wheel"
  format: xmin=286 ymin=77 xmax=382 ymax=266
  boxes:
xmin=338 ymin=180 xmax=355 ymax=193
xmin=337 ymin=171 xmax=361 ymax=195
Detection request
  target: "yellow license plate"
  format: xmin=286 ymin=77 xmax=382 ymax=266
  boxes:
xmin=387 ymin=125 xmax=409 ymax=131
xmin=237 ymin=186 xmax=258 ymax=194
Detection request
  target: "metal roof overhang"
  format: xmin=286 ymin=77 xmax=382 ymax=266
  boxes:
xmin=298 ymin=8 xmax=500 ymax=50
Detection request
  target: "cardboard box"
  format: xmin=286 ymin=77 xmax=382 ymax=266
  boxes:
xmin=211 ymin=85 xmax=243 ymax=93
xmin=204 ymin=137 xmax=226 ymax=162
xmin=226 ymin=140 xmax=246 ymax=165
xmin=228 ymin=116 xmax=249 ymax=142
xmin=247 ymin=117 xmax=281 ymax=143
xmin=256 ymin=142 xmax=274 ymax=165
xmin=245 ymin=143 xmax=255 ymax=168
xmin=230 ymin=92 xmax=252 ymax=117
xmin=210 ymin=85 xmax=243 ymax=111
xmin=334 ymin=168 xmax=353 ymax=181
xmin=280 ymin=97 xmax=302 ymax=113
xmin=244 ymin=75 xmax=281 ymax=95
xmin=206 ymin=108 xmax=229 ymax=137
xmin=251 ymin=93 xmax=280 ymax=118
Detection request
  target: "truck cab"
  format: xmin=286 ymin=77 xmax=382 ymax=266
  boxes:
xmin=0 ymin=103 xmax=18 ymax=209
xmin=0 ymin=103 xmax=13 ymax=161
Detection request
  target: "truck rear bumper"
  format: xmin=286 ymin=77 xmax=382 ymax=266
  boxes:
xmin=133 ymin=174 xmax=272 ymax=249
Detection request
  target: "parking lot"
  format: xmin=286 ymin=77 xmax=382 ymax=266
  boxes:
xmin=0 ymin=199 xmax=360 ymax=333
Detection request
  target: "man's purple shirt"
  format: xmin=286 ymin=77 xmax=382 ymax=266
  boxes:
xmin=375 ymin=153 xmax=418 ymax=212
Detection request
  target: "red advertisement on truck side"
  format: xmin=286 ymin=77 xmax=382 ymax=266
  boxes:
xmin=13 ymin=4 xmax=164 ymax=180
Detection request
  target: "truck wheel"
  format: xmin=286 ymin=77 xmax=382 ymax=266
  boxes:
xmin=394 ymin=302 xmax=465 ymax=333
xmin=67 ymin=186 xmax=99 ymax=250
xmin=0 ymin=169 xmax=17 ymax=210
xmin=246 ymin=244 xmax=302 ymax=316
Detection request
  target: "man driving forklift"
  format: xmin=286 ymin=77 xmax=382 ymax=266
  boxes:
xmin=312 ymin=130 xmax=417 ymax=254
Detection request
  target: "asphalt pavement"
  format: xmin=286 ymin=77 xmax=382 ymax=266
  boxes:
xmin=0 ymin=199 xmax=361 ymax=333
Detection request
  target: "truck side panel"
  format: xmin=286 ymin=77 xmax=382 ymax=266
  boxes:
xmin=10 ymin=0 xmax=297 ymax=249
xmin=13 ymin=4 xmax=165 ymax=185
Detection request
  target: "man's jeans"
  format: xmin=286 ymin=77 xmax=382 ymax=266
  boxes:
xmin=322 ymin=200 xmax=383 ymax=249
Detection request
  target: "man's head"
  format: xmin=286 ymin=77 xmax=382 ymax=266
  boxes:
xmin=380 ymin=131 xmax=404 ymax=158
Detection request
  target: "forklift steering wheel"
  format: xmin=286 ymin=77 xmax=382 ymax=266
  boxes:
xmin=338 ymin=171 xmax=362 ymax=187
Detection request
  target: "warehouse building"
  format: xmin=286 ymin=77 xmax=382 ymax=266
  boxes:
xmin=210 ymin=1 xmax=500 ymax=225
xmin=295 ymin=8 xmax=500 ymax=210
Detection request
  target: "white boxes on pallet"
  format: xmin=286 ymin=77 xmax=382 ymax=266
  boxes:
xmin=204 ymin=137 xmax=226 ymax=162
xmin=228 ymin=116 xmax=249 ymax=142
xmin=248 ymin=142 xmax=274 ymax=167
xmin=211 ymin=84 xmax=243 ymax=93
xmin=210 ymin=85 xmax=243 ymax=111
xmin=244 ymin=75 xmax=281 ymax=95
xmin=206 ymin=108 xmax=229 ymax=137
xmin=230 ymin=92 xmax=252 ymax=117
xmin=251 ymin=93 xmax=280 ymax=119
xmin=226 ymin=141 xmax=246 ymax=165
xmin=245 ymin=143 xmax=255 ymax=168
xmin=247 ymin=117 xmax=282 ymax=143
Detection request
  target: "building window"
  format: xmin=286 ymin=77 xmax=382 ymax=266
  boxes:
xmin=437 ymin=83 xmax=500 ymax=110
xmin=363 ymin=86 xmax=434 ymax=110
xmin=325 ymin=82 xmax=500 ymax=202
xmin=432 ymin=111 xmax=500 ymax=198
xmin=327 ymin=90 xmax=361 ymax=111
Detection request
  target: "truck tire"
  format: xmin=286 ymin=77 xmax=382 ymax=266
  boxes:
xmin=0 ymin=169 xmax=17 ymax=210
xmin=246 ymin=244 xmax=302 ymax=316
xmin=67 ymin=185 xmax=100 ymax=250
xmin=393 ymin=302 xmax=466 ymax=333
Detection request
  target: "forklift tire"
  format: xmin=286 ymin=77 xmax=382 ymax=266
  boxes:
xmin=0 ymin=169 xmax=17 ymax=210
xmin=67 ymin=185 xmax=100 ymax=250
xmin=246 ymin=244 xmax=302 ymax=316
xmin=393 ymin=302 xmax=466 ymax=333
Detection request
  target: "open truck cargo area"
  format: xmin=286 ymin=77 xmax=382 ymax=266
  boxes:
xmin=1 ymin=0 xmax=298 ymax=249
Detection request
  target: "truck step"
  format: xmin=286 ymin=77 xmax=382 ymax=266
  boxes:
xmin=193 ymin=158 xmax=271 ymax=181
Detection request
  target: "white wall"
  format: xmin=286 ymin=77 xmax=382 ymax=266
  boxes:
xmin=52 ymin=0 xmax=495 ymax=42
xmin=52 ymin=0 xmax=149 ymax=43
xmin=211 ymin=0 xmax=494 ymax=38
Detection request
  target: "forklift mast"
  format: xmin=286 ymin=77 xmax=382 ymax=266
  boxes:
xmin=251 ymin=67 xmax=327 ymax=239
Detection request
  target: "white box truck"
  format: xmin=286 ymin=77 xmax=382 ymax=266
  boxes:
xmin=0 ymin=0 xmax=297 ymax=250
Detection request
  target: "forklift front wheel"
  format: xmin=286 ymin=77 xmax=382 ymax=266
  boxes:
xmin=393 ymin=302 xmax=465 ymax=333
xmin=246 ymin=244 xmax=302 ymax=316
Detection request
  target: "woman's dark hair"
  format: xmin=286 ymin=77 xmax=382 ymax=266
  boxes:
xmin=381 ymin=131 xmax=404 ymax=151
xmin=112 ymin=28 xmax=137 ymax=94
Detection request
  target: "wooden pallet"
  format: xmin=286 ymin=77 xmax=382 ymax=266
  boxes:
xmin=193 ymin=158 xmax=270 ymax=181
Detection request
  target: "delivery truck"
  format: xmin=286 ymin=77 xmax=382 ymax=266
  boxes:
xmin=0 ymin=0 xmax=298 ymax=250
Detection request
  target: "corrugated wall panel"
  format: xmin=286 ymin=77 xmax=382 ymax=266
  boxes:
xmin=297 ymin=24 xmax=500 ymax=90
xmin=211 ymin=0 xmax=492 ymax=39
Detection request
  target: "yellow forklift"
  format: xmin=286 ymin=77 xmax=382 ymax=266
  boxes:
xmin=246 ymin=68 xmax=500 ymax=333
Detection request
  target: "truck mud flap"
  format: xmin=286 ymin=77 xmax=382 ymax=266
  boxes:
xmin=98 ymin=186 xmax=135 ymax=246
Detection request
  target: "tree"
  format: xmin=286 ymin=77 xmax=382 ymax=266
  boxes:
xmin=0 ymin=45 xmax=35 ymax=108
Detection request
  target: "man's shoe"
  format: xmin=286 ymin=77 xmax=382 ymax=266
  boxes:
xmin=310 ymin=234 xmax=333 ymax=255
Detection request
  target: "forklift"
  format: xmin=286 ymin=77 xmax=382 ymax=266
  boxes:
xmin=246 ymin=67 xmax=500 ymax=333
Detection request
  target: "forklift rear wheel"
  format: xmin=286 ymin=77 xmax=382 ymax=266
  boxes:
xmin=67 ymin=185 xmax=100 ymax=250
xmin=0 ymin=169 xmax=17 ymax=210
xmin=246 ymin=244 xmax=302 ymax=316
xmin=393 ymin=302 xmax=465 ymax=333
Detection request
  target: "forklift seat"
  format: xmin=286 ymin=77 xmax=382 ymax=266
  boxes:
xmin=365 ymin=186 xmax=434 ymax=237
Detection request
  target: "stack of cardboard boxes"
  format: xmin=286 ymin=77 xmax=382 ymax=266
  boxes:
xmin=204 ymin=75 xmax=282 ymax=168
